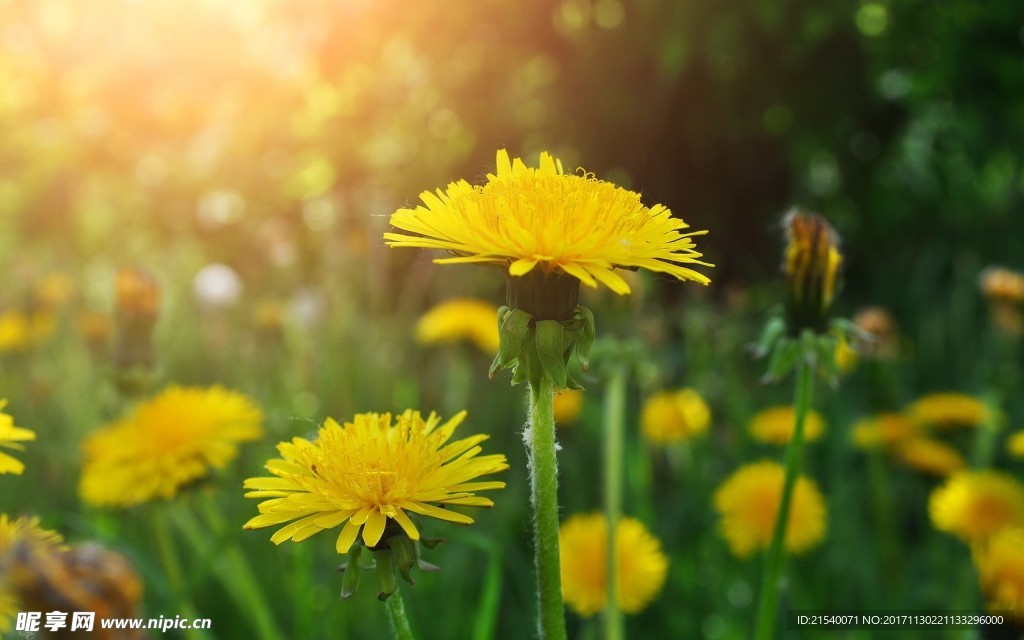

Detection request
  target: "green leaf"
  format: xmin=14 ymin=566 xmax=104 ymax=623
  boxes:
xmin=490 ymin=309 xmax=532 ymax=378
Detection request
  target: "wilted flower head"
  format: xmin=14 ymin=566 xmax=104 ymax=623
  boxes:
xmin=852 ymin=306 xmax=899 ymax=359
xmin=80 ymin=386 xmax=263 ymax=507
xmin=782 ymin=210 xmax=842 ymax=334
xmin=0 ymin=515 xmax=64 ymax=635
xmin=980 ymin=267 xmax=1024 ymax=305
xmin=930 ymin=471 xmax=1024 ymax=544
xmin=0 ymin=401 xmax=34 ymax=476
xmin=713 ymin=460 xmax=827 ymax=558
xmin=244 ymin=410 xmax=507 ymax=554
xmin=558 ymin=513 xmax=668 ymax=617
xmin=416 ymin=298 xmax=500 ymax=354
xmin=980 ymin=266 xmax=1024 ymax=336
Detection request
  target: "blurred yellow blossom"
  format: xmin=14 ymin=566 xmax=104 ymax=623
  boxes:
xmin=897 ymin=438 xmax=965 ymax=477
xmin=1008 ymin=431 xmax=1024 ymax=459
xmin=416 ymin=298 xmax=500 ymax=354
xmin=851 ymin=413 xmax=919 ymax=450
xmin=641 ymin=388 xmax=710 ymax=445
xmin=973 ymin=526 xmax=1024 ymax=620
xmin=553 ymin=388 xmax=584 ymax=425
xmin=908 ymin=393 xmax=988 ymax=429
xmin=713 ymin=461 xmax=827 ymax=558
xmin=80 ymin=386 xmax=263 ymax=507
xmin=0 ymin=401 xmax=34 ymax=475
xmin=559 ymin=513 xmax=668 ymax=617
xmin=749 ymin=406 xmax=825 ymax=445
xmin=930 ymin=471 xmax=1024 ymax=544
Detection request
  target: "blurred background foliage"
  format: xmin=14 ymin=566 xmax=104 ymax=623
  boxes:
xmin=1 ymin=0 xmax=1024 ymax=638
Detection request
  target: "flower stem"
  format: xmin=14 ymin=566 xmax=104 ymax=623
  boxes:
xmin=754 ymin=356 xmax=815 ymax=640
xmin=602 ymin=364 xmax=627 ymax=640
xmin=385 ymin=589 xmax=415 ymax=640
xmin=151 ymin=508 xmax=203 ymax=640
xmin=528 ymin=374 xmax=568 ymax=640
xmin=194 ymin=494 xmax=286 ymax=640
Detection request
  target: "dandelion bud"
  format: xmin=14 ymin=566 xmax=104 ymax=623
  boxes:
xmin=852 ymin=306 xmax=899 ymax=359
xmin=782 ymin=210 xmax=842 ymax=335
xmin=115 ymin=268 xmax=160 ymax=329
xmin=979 ymin=266 xmax=1024 ymax=337
xmin=113 ymin=268 xmax=160 ymax=393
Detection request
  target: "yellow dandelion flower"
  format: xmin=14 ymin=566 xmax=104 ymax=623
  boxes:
xmin=0 ymin=312 xmax=29 ymax=352
xmin=851 ymin=413 xmax=919 ymax=450
xmin=559 ymin=513 xmax=668 ymax=617
xmin=929 ymin=471 xmax=1024 ymax=544
xmin=908 ymin=393 xmax=988 ymax=429
xmin=974 ymin=526 xmax=1024 ymax=620
xmin=713 ymin=460 xmax=827 ymax=558
xmin=80 ymin=386 xmax=263 ymax=507
xmin=553 ymin=389 xmax=584 ymax=426
xmin=1008 ymin=431 xmax=1024 ymax=459
xmin=641 ymin=388 xmax=711 ymax=445
xmin=416 ymin=298 xmax=500 ymax=354
xmin=0 ymin=400 xmax=35 ymax=475
xmin=749 ymin=406 xmax=825 ymax=445
xmin=384 ymin=149 xmax=711 ymax=296
xmin=897 ymin=438 xmax=965 ymax=477
xmin=0 ymin=514 xmax=64 ymax=635
xmin=244 ymin=410 xmax=508 ymax=554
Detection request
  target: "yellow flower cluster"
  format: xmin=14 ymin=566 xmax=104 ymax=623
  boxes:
xmin=852 ymin=392 xmax=989 ymax=477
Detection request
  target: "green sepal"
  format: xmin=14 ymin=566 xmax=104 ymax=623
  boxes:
xmin=418 ymin=536 xmax=445 ymax=550
xmin=753 ymin=315 xmax=786 ymax=358
xmin=490 ymin=308 xmax=532 ymax=378
xmin=416 ymin=559 xmax=441 ymax=573
xmin=388 ymin=536 xmax=417 ymax=585
xmin=535 ymin=320 xmax=568 ymax=388
xmin=375 ymin=549 xmax=398 ymax=601
xmin=339 ymin=544 xmax=363 ymax=600
xmin=573 ymin=306 xmax=596 ymax=370
xmin=763 ymin=339 xmax=800 ymax=383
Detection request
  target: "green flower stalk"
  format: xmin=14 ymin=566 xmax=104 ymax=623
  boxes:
xmin=753 ymin=210 xmax=847 ymax=640
xmin=384 ymin=149 xmax=711 ymax=639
